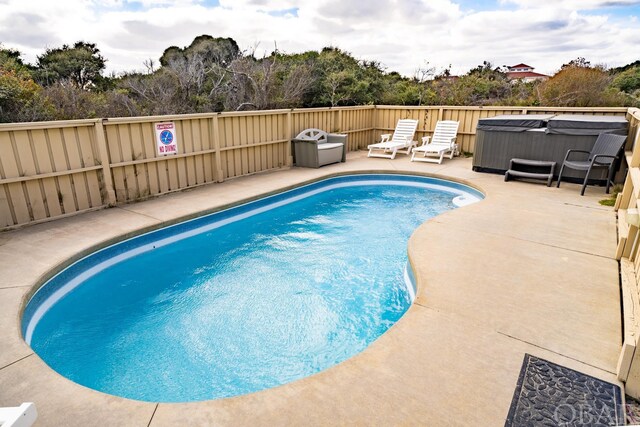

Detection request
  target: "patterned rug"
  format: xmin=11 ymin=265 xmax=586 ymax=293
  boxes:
xmin=505 ymin=354 xmax=623 ymax=426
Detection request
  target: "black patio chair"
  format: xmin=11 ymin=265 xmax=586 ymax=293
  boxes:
xmin=556 ymin=133 xmax=627 ymax=196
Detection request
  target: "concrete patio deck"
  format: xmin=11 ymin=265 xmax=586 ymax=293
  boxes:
xmin=0 ymin=152 xmax=622 ymax=426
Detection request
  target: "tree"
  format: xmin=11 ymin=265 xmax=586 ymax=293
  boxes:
xmin=159 ymin=36 xmax=241 ymax=111
xmin=0 ymin=46 xmax=52 ymax=122
xmin=611 ymin=65 xmax=640 ymax=107
xmin=432 ymin=61 xmax=520 ymax=106
xmin=3 ymin=37 xmax=634 ymax=122
xmin=561 ymin=57 xmax=591 ymax=69
xmin=223 ymin=49 xmax=315 ymax=111
xmin=412 ymin=63 xmax=436 ymax=106
xmin=311 ymin=48 xmax=385 ymax=107
xmin=224 ymin=54 xmax=279 ymax=110
xmin=117 ymin=36 xmax=242 ymax=115
xmin=315 ymin=48 xmax=359 ymax=106
xmin=118 ymin=70 xmax=184 ymax=115
xmin=271 ymin=53 xmax=316 ymax=108
xmin=610 ymin=60 xmax=640 ymax=74
xmin=0 ymin=46 xmax=27 ymax=67
xmin=612 ymin=66 xmax=640 ymax=94
xmin=538 ymin=64 xmax=625 ymax=107
xmin=35 ymin=41 xmax=107 ymax=89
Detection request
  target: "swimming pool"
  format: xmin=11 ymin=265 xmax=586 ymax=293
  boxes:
xmin=23 ymin=174 xmax=483 ymax=403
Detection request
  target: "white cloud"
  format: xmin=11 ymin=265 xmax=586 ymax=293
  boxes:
xmin=500 ymin=0 xmax=640 ymax=10
xmin=0 ymin=0 xmax=638 ymax=77
xmin=218 ymin=0 xmax=306 ymax=11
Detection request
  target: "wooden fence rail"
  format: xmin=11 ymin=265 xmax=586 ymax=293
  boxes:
xmin=0 ymin=105 xmax=630 ymax=229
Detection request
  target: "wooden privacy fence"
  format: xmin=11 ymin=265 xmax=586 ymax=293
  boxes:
xmin=614 ymin=107 xmax=640 ymax=397
xmin=0 ymin=105 xmax=630 ymax=229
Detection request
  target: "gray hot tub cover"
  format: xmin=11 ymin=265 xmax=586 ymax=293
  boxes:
xmin=546 ymin=115 xmax=628 ymax=136
xmin=476 ymin=114 xmax=555 ymax=132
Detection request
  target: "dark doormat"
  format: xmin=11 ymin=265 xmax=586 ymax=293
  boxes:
xmin=505 ymin=354 xmax=624 ymax=426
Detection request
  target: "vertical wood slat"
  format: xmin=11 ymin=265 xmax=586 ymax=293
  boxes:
xmin=76 ymin=126 xmax=102 ymax=208
xmin=140 ymin=122 xmax=165 ymax=194
xmin=0 ymin=131 xmax=31 ymax=223
xmin=94 ymin=120 xmax=116 ymax=205
xmin=211 ymin=115 xmax=224 ymax=183
xmin=104 ymin=124 xmax=125 ymax=202
xmin=630 ymin=126 xmax=640 ymax=168
xmin=47 ymin=129 xmax=76 ymax=214
xmin=117 ymin=123 xmax=136 ymax=200
xmin=30 ymin=130 xmax=62 ymax=218
xmin=13 ymin=130 xmax=44 ymax=220
xmin=130 ymin=123 xmax=150 ymax=198
xmin=61 ymin=127 xmax=87 ymax=211
xmin=0 ymin=184 xmax=13 ymax=227
xmin=271 ymin=116 xmax=277 ymax=170
xmin=286 ymin=110 xmax=293 ymax=166
xmin=238 ymin=117 xmax=248 ymax=175
xmin=183 ymin=120 xmax=196 ymax=186
xmin=174 ymin=121 xmax=188 ymax=190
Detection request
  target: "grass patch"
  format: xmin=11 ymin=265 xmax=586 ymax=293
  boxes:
xmin=599 ymin=184 xmax=624 ymax=206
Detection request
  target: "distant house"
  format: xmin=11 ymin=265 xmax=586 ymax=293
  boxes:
xmin=506 ymin=63 xmax=550 ymax=82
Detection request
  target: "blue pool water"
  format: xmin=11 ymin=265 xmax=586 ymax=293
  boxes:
xmin=23 ymin=174 xmax=482 ymax=402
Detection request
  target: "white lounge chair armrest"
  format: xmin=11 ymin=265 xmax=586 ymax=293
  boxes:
xmin=380 ymin=134 xmax=391 ymax=143
xmin=421 ymin=136 xmax=431 ymax=146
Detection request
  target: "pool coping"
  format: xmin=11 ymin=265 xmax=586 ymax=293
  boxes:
xmin=0 ymin=153 xmax=623 ymax=425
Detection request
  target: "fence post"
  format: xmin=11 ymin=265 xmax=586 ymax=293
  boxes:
xmin=286 ymin=110 xmax=293 ymax=166
xmin=211 ymin=114 xmax=224 ymax=183
xmin=94 ymin=119 xmax=116 ymax=205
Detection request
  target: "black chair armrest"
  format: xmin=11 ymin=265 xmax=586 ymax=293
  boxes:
xmin=563 ymin=149 xmax=590 ymax=162
xmin=591 ymin=154 xmax=617 ymax=166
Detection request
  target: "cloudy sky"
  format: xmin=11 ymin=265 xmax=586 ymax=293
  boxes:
xmin=0 ymin=0 xmax=639 ymax=77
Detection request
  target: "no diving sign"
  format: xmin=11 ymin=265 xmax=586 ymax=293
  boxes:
xmin=155 ymin=122 xmax=178 ymax=156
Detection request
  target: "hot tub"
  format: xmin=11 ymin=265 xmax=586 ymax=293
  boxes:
xmin=473 ymin=114 xmax=628 ymax=182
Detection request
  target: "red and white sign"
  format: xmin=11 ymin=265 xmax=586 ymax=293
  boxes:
xmin=155 ymin=122 xmax=178 ymax=156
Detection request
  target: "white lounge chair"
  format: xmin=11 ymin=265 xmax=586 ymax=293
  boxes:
xmin=0 ymin=403 xmax=37 ymax=427
xmin=368 ymin=119 xmax=418 ymax=159
xmin=411 ymin=120 xmax=460 ymax=164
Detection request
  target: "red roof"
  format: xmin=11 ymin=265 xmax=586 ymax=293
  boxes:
xmin=509 ymin=63 xmax=532 ymax=69
xmin=506 ymin=71 xmax=549 ymax=79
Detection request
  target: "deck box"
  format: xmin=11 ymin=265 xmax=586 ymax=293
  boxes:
xmin=292 ymin=129 xmax=347 ymax=168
